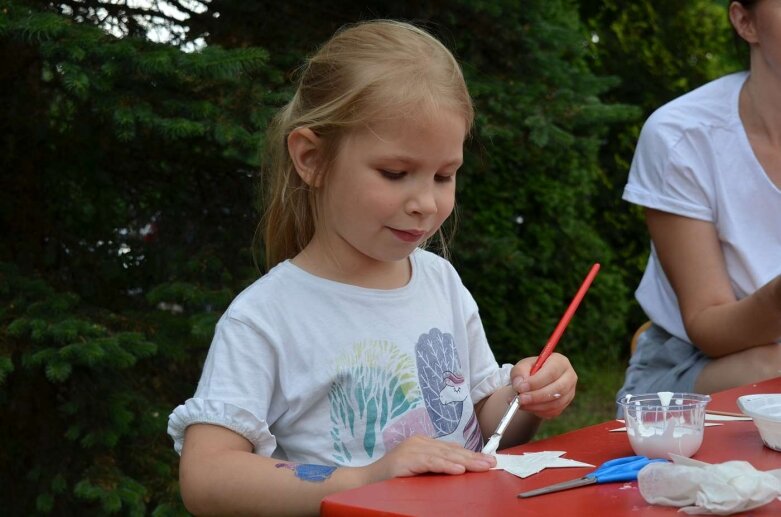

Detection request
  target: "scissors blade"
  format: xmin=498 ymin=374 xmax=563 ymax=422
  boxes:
xmin=517 ymin=476 xmax=595 ymax=498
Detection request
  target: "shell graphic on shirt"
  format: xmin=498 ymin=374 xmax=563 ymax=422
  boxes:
xmin=414 ymin=328 xmax=482 ymax=451
xmin=328 ymin=329 xmax=481 ymax=464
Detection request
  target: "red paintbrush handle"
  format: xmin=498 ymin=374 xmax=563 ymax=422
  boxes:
xmin=530 ymin=263 xmax=600 ymax=375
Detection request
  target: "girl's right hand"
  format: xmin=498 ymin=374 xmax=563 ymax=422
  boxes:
xmin=364 ymin=435 xmax=496 ymax=482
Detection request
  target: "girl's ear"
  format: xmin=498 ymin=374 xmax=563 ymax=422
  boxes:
xmin=288 ymin=127 xmax=323 ymax=187
xmin=729 ymin=2 xmax=757 ymax=44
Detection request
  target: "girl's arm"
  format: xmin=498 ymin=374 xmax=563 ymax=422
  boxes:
xmin=646 ymin=208 xmax=781 ymax=357
xmin=474 ymin=353 xmax=577 ymax=450
xmin=180 ymin=424 xmax=362 ymax=516
xmin=180 ymin=423 xmax=496 ymax=516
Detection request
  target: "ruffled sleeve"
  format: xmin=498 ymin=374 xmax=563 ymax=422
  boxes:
xmin=167 ymin=398 xmax=277 ymax=456
xmin=167 ymin=310 xmax=283 ymax=457
xmin=470 ymin=362 xmax=513 ymax=402
xmin=472 ymin=363 xmax=513 ymax=403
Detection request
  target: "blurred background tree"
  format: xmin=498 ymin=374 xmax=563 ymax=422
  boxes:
xmin=579 ymin=0 xmax=742 ymax=323
xmin=1 ymin=1 xmax=275 ymax=513
xmin=0 ymin=0 xmax=744 ymax=513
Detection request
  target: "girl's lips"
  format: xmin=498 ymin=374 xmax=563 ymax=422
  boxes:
xmin=389 ymin=228 xmax=426 ymax=243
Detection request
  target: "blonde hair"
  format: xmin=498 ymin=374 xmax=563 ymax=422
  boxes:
xmin=258 ymin=19 xmax=474 ymax=271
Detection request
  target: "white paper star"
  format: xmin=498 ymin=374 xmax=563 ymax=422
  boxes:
xmin=490 ymin=451 xmax=594 ymax=478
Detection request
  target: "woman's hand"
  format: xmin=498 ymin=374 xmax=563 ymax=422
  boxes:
xmin=510 ymin=353 xmax=577 ymax=419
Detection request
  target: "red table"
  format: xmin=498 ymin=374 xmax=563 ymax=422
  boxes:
xmin=321 ymin=377 xmax=781 ymax=516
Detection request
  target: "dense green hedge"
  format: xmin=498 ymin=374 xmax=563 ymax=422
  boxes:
xmin=0 ymin=0 xmax=740 ymax=513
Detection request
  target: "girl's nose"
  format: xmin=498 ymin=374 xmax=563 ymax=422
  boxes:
xmin=406 ymin=184 xmax=438 ymax=215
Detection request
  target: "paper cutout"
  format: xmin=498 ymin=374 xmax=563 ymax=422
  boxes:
xmin=490 ymin=451 xmax=594 ymax=478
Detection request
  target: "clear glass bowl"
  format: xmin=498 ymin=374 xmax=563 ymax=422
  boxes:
xmin=617 ymin=392 xmax=711 ymax=459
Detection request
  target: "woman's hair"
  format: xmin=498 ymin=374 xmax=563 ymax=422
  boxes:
xmin=257 ymin=20 xmax=474 ymax=271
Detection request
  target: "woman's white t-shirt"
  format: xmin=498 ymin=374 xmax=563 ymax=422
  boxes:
xmin=624 ymin=71 xmax=781 ymax=342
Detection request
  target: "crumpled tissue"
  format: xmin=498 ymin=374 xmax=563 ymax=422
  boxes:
xmin=638 ymin=454 xmax=781 ymax=515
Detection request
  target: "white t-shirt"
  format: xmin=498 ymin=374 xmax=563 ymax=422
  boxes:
xmin=624 ymin=71 xmax=781 ymax=342
xmin=168 ymin=248 xmax=511 ymax=466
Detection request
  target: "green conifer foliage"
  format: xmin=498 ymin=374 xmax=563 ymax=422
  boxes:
xmin=579 ymin=0 xmax=743 ymax=331
xmin=443 ymin=0 xmax=638 ymax=362
xmin=1 ymin=1 xmax=275 ymax=513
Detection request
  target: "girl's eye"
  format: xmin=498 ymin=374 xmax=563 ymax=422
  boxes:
xmin=435 ymin=174 xmax=454 ymax=183
xmin=380 ymin=170 xmax=406 ymax=180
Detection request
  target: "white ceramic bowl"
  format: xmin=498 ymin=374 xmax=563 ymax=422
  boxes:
xmin=737 ymin=394 xmax=781 ymax=451
xmin=617 ymin=392 xmax=710 ymax=459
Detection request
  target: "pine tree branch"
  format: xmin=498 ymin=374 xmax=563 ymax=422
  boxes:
xmin=164 ymin=0 xmax=208 ymax=19
xmin=53 ymin=0 xmax=189 ymax=31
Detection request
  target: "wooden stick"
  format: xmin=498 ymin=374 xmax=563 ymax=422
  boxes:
xmin=706 ymin=409 xmax=746 ymax=418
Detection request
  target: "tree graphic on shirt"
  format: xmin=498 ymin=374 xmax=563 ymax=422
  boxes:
xmin=329 ymin=340 xmax=419 ymax=462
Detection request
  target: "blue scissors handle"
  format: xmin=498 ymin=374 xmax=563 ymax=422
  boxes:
xmin=587 ymin=455 xmax=666 ymax=483
xmin=518 ymin=455 xmax=668 ymax=498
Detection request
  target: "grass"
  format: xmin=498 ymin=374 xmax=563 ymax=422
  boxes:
xmin=534 ymin=353 xmax=627 ymax=440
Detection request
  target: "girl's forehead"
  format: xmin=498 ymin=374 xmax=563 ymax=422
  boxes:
xmin=340 ymin=110 xmax=466 ymax=168
xmin=361 ymin=108 xmax=468 ymax=140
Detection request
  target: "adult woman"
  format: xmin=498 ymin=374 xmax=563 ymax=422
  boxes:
xmin=617 ymin=0 xmax=781 ymax=403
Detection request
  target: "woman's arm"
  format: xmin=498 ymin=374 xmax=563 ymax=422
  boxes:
xmin=180 ymin=423 xmax=496 ymax=516
xmin=646 ymin=208 xmax=781 ymax=357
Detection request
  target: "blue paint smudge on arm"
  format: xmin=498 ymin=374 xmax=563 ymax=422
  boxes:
xmin=275 ymin=462 xmax=337 ymax=482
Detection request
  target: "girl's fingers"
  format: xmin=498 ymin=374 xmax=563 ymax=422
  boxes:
xmin=518 ymin=374 xmax=577 ymax=404
xmin=521 ymin=387 xmax=577 ymax=418
xmin=517 ymin=370 xmax=577 ymax=418
xmin=406 ymin=436 xmax=495 ymax=470
xmin=513 ymin=353 xmax=574 ymax=391
xmin=512 ymin=352 xmax=578 ymax=415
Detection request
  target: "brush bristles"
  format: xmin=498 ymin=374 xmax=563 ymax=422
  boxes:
xmin=482 ymin=435 xmax=501 ymax=455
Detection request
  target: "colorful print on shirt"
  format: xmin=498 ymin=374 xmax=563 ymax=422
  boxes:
xmin=328 ymin=328 xmax=483 ymax=464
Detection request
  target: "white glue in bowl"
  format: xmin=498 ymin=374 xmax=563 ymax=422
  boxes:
xmin=737 ymin=394 xmax=781 ymax=452
xmin=617 ymin=392 xmax=710 ymax=459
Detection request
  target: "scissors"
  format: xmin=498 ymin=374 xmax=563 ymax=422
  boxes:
xmin=517 ymin=455 xmax=668 ymax=498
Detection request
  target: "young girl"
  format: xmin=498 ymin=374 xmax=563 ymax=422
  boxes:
xmin=617 ymin=0 xmax=781 ymax=404
xmin=168 ymin=20 xmax=577 ymax=516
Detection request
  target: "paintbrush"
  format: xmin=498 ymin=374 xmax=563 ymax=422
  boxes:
xmin=482 ymin=263 xmax=601 ymax=455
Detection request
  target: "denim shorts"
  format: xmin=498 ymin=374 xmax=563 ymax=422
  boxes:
xmin=615 ymin=323 xmax=710 ymax=417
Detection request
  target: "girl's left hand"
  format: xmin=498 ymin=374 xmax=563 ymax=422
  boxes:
xmin=510 ymin=353 xmax=577 ymax=419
